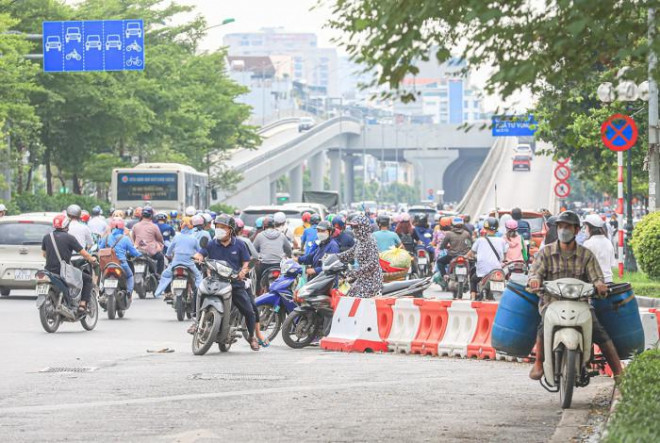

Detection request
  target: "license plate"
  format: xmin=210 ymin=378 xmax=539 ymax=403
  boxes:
xmin=104 ymin=279 xmax=119 ymax=289
xmin=172 ymin=279 xmax=187 ymax=289
xmin=14 ymin=270 xmax=32 ymax=280
xmin=418 ymin=258 xmax=427 ymax=265
xmin=490 ymin=282 xmax=505 ymax=292
xmin=36 ymin=284 xmax=49 ymax=295
xmin=455 ymin=267 xmax=467 ymax=275
xmin=135 ymin=264 xmax=146 ymax=273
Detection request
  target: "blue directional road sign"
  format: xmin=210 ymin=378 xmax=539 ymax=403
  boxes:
xmin=491 ymin=115 xmax=538 ymax=137
xmin=43 ymin=19 xmax=144 ymax=72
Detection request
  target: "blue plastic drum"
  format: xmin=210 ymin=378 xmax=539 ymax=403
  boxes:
xmin=492 ymin=276 xmax=541 ymax=357
xmin=592 ymin=283 xmax=644 ymax=359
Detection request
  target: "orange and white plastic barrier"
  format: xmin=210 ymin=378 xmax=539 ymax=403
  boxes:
xmin=648 ymin=308 xmax=660 ymax=338
xmin=387 ymin=298 xmax=421 ymax=354
xmin=437 ymin=301 xmax=478 ymax=358
xmin=467 ymin=301 xmax=498 ymax=359
xmin=321 ymin=296 xmax=388 ymax=353
xmin=640 ymin=309 xmax=659 ymax=350
xmin=411 ymin=299 xmax=451 ymax=356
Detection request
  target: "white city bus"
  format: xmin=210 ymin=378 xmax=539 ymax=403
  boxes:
xmin=111 ymin=163 xmax=209 ymax=212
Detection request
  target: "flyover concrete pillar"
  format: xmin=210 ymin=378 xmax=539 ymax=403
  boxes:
xmin=328 ymin=150 xmax=341 ymax=193
xmin=309 ymin=151 xmax=325 ymax=191
xmin=343 ymin=154 xmax=355 ymax=206
xmin=270 ymin=181 xmax=277 ymax=205
xmin=289 ymin=164 xmax=303 ymax=202
xmin=404 ymin=148 xmax=460 ymax=202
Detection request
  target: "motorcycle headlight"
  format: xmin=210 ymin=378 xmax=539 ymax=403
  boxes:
xmin=212 ymin=262 xmax=233 ymax=278
xmin=557 ymin=283 xmax=591 ymax=299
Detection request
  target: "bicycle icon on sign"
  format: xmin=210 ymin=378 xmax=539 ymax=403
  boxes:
xmin=126 ymin=56 xmax=143 ymax=67
xmin=65 ymin=49 xmax=82 ymax=61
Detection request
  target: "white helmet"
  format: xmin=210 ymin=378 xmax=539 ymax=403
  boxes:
xmin=185 ymin=206 xmax=196 ymax=217
xmin=0 ymin=204 xmax=6 ymax=212
xmin=584 ymin=214 xmax=605 ymax=228
xmin=273 ymin=211 xmax=287 ymax=225
xmin=201 ymin=213 xmax=212 ymax=224
xmin=191 ymin=214 xmax=205 ymax=227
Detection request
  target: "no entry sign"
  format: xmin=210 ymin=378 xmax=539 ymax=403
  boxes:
xmin=601 ymin=114 xmax=638 ymax=151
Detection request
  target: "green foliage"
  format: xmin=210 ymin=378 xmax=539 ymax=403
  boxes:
xmin=209 ymin=203 xmax=237 ymax=215
xmin=11 ymin=193 xmax=112 ymax=214
xmin=613 ymin=270 xmax=660 ymax=298
xmin=631 ymin=212 xmax=660 ymax=279
xmin=604 ymin=350 xmax=660 ymax=442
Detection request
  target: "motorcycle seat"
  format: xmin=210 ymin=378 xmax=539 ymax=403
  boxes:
xmin=382 ymin=279 xmax=424 ymax=294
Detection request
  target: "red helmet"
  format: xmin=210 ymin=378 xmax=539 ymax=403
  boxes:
xmin=52 ymin=214 xmax=70 ymax=230
xmin=80 ymin=210 xmax=90 ymax=223
xmin=109 ymin=217 xmax=125 ymax=230
xmin=302 ymin=212 xmax=312 ymax=223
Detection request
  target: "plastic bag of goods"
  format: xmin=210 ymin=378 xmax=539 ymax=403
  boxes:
xmin=379 ymin=248 xmax=412 ymax=272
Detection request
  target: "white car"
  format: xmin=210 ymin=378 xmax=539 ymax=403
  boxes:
xmin=0 ymin=213 xmax=59 ymax=296
xmin=298 ymin=117 xmax=316 ymax=132
xmin=514 ymin=143 xmax=534 ymax=157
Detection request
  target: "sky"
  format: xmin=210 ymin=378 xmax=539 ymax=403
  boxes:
xmin=177 ymin=0 xmax=531 ymax=112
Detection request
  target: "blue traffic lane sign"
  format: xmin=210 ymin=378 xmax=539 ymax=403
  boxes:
xmin=492 ymin=115 xmax=538 ymax=137
xmin=43 ymin=19 xmax=144 ymax=72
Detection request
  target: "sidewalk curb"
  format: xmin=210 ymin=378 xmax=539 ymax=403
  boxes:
xmin=600 ymin=385 xmax=622 ymax=441
xmin=549 ymin=378 xmax=615 ymax=443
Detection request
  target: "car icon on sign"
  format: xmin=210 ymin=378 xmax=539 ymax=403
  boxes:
xmin=85 ymin=35 xmax=101 ymax=51
xmin=105 ymin=34 xmax=122 ymax=50
xmin=125 ymin=22 xmax=142 ymax=39
xmin=65 ymin=27 xmax=81 ymax=43
xmin=45 ymin=36 xmax=62 ymax=52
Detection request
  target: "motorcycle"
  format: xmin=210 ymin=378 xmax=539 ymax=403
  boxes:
xmin=446 ymin=255 xmax=470 ymax=300
xmin=476 ymin=267 xmax=506 ymax=301
xmin=170 ymin=265 xmax=196 ymax=321
xmin=35 ymin=258 xmax=99 ymax=333
xmin=538 ymin=278 xmax=606 ymax=409
xmin=255 ymin=259 xmax=302 ymax=342
xmin=99 ymin=262 xmax=132 ymax=319
xmin=132 ymin=255 xmax=158 ymax=299
xmin=503 ymin=260 xmax=529 ymax=280
xmin=257 ymin=263 xmax=281 ymax=296
xmin=413 ymin=245 xmax=433 ymax=277
xmin=192 ymin=259 xmax=246 ymax=356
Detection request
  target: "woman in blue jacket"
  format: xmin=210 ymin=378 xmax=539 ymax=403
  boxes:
xmin=98 ymin=218 xmax=142 ymax=294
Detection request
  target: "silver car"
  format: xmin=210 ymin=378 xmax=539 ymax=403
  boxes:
xmin=0 ymin=213 xmax=58 ymax=296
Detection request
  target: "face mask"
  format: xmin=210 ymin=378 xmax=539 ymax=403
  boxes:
xmin=557 ymin=228 xmax=575 ymax=244
xmin=317 ymin=232 xmax=329 ymax=242
xmin=215 ymin=229 xmax=228 ymax=240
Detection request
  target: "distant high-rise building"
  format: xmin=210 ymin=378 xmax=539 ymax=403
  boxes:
xmin=224 ymin=28 xmax=339 ymax=97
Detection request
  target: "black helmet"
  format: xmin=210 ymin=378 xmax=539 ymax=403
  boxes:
xmin=310 ymin=214 xmax=322 ymax=225
xmin=511 ymin=207 xmax=523 ymax=220
xmin=215 ymin=214 xmax=236 ymax=231
xmin=66 ymin=204 xmax=82 ymax=218
xmin=556 ymin=210 xmax=581 ymax=227
xmin=483 ymin=217 xmax=499 ymax=231
xmin=416 ymin=213 xmax=428 ymax=225
xmin=377 ymin=215 xmax=390 ymax=226
xmin=91 ymin=206 xmax=102 ymax=216
xmin=316 ymin=220 xmax=332 ymax=231
xmin=142 ymin=207 xmax=154 ymax=218
xmin=546 ymin=215 xmax=558 ymax=226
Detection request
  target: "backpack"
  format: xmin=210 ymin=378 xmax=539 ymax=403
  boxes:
xmin=98 ymin=235 xmax=124 ymax=270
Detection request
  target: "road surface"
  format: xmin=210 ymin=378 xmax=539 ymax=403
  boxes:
xmin=0 ymin=292 xmax=608 ymax=442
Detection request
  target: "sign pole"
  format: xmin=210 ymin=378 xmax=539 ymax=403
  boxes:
xmin=617 ymin=151 xmax=625 ymax=278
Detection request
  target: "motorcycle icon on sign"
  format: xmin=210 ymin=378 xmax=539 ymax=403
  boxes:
xmin=126 ymin=57 xmax=143 ymax=67
xmin=126 ymin=41 xmax=142 ymax=52
xmin=65 ymin=49 xmax=82 ymax=61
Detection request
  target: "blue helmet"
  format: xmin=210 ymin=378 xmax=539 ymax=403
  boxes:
xmin=91 ymin=205 xmax=102 ymax=216
xmin=210 ymin=211 xmax=217 ymax=219
xmin=170 ymin=210 xmax=178 ymax=219
xmin=142 ymin=207 xmax=154 ymax=218
xmin=332 ymin=215 xmax=345 ymax=229
xmin=255 ymin=217 xmax=264 ymax=229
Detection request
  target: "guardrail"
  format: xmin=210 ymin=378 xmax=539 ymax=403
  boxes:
xmin=455 ymin=137 xmax=507 ymax=217
xmin=257 ymin=118 xmax=301 ymax=135
xmin=234 ymin=116 xmax=361 ymax=173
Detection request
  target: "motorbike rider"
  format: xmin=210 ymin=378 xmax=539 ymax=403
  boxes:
xmin=131 ymin=207 xmax=165 ymax=276
xmin=98 ymin=218 xmax=142 ymax=297
xmin=202 ymin=213 xmax=215 ymax=239
xmin=253 ymin=215 xmax=292 ymax=291
xmin=332 ymin=215 xmax=355 ymax=253
xmin=582 ymin=214 xmax=616 ymax=284
xmin=250 ymin=217 xmax=265 ymax=242
xmin=155 ymin=212 xmax=176 ymax=248
xmin=294 ymin=212 xmax=312 ymax=243
xmin=193 ymin=215 xmax=260 ymax=351
xmin=0 ymin=203 xmax=6 ymax=218
xmin=154 ymin=216 xmax=203 ymax=300
xmin=88 ymin=206 xmax=107 ymax=236
xmin=373 ymin=215 xmax=402 ymax=252
xmin=503 ymin=219 xmax=528 ymax=263
xmin=298 ymin=221 xmax=340 ymax=279
xmin=192 ymin=214 xmax=212 ymax=249
xmin=528 ymin=210 xmax=622 ymax=381
xmin=395 ymin=213 xmax=415 ymax=254
xmin=511 ymin=207 xmax=531 ymax=241
xmin=412 ymin=214 xmax=435 ymax=262
xmin=540 ymin=215 xmax=558 ymax=250
xmin=43 ymin=214 xmax=97 ymax=314
xmin=463 ymin=215 xmax=476 ymax=237
xmin=467 ymin=217 xmax=508 ymax=299
xmin=273 ymin=211 xmax=294 ymax=244
xmin=169 ymin=210 xmax=180 ymax=230
xmin=300 ymin=213 xmax=321 ymax=253
xmin=338 ymin=214 xmax=383 ymax=298
xmin=126 ymin=207 xmax=142 ymax=230
xmin=437 ymin=217 xmax=473 ymax=284
xmin=66 ymin=204 xmax=94 ymax=250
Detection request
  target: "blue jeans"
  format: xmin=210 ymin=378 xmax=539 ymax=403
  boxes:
xmin=154 ymin=263 xmax=203 ymax=297
xmin=120 ymin=262 xmax=135 ymax=294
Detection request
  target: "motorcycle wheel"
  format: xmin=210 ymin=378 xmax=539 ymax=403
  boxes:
xmin=39 ymin=293 xmax=61 ymax=333
xmin=560 ymin=348 xmax=577 ymax=409
xmin=192 ymin=307 xmax=222 ymax=356
xmin=456 ymin=282 xmax=464 ymax=300
xmin=282 ymin=311 xmax=317 ymax=349
xmin=258 ymin=273 xmax=271 ymax=296
xmin=117 ymin=309 xmax=124 ymax=319
xmin=175 ymin=296 xmax=185 ymax=322
xmin=81 ymin=291 xmax=99 ymax=331
xmin=136 ymin=283 xmax=146 ymax=299
xmin=107 ymin=292 xmax=116 ymax=320
xmin=217 ymin=298 xmax=232 ymax=345
xmin=258 ymin=304 xmax=283 ymax=342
